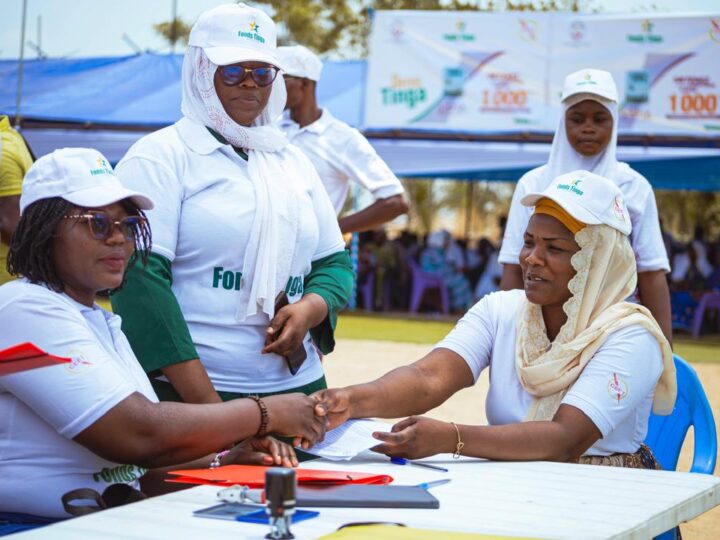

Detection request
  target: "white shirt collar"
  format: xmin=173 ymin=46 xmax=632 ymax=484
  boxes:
xmin=281 ymin=108 xmax=334 ymax=136
xmin=176 ymin=117 xmax=227 ymax=155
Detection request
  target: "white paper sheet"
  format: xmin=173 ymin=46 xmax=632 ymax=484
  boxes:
xmin=303 ymin=419 xmax=392 ymax=461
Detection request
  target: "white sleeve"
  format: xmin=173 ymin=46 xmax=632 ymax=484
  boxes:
xmin=115 ymin=154 xmax=183 ymax=262
xmin=305 ymin=157 xmax=346 ymax=261
xmin=562 ymin=325 xmax=663 ymax=437
xmin=339 ymin=131 xmax=405 ymax=201
xmin=628 ymin=182 xmax=670 ymax=273
xmin=0 ymin=295 xmax=136 ymax=439
xmin=434 ymin=294 xmax=497 ymax=381
xmin=498 ymin=175 xmax=533 ymax=265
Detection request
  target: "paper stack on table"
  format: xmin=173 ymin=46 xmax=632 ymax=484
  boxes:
xmin=304 ymin=419 xmax=392 ymax=461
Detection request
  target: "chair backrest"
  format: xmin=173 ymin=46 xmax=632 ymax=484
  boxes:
xmin=644 ymin=354 xmax=717 ymax=474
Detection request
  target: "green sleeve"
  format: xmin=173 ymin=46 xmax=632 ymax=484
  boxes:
xmin=304 ymin=250 xmax=355 ymax=354
xmin=111 ymin=252 xmax=199 ymax=374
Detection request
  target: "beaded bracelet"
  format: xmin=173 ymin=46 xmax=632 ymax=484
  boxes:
xmin=248 ymin=395 xmax=269 ymax=437
xmin=450 ymin=422 xmax=464 ymax=459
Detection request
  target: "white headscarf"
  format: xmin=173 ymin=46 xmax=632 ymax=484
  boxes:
xmin=545 ymin=93 xmax=620 ymax=183
xmin=181 ymin=46 xmax=299 ymax=321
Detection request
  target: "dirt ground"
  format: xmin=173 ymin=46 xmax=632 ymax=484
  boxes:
xmin=324 ymin=339 xmax=720 ymax=540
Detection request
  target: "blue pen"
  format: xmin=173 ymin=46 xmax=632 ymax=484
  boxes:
xmin=416 ymin=479 xmax=452 ymax=490
xmin=390 ymin=457 xmax=449 ymax=472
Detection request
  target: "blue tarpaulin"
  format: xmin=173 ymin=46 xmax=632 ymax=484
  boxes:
xmin=1 ymin=54 xmax=718 ymax=190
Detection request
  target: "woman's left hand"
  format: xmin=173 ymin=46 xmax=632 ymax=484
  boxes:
xmin=262 ymin=294 xmax=327 ymax=357
xmin=227 ymin=437 xmax=299 ymax=468
xmin=371 ymin=416 xmax=455 ymax=460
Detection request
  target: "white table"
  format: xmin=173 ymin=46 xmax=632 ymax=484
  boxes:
xmin=13 ymin=453 xmax=720 ymax=540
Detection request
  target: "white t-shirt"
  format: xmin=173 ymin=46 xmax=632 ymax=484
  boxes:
xmin=437 ymin=290 xmax=663 ymax=456
xmin=116 ymin=117 xmax=345 ymax=393
xmin=279 ymin=109 xmax=405 ymax=214
xmin=499 ymin=164 xmax=670 ymax=273
xmin=0 ymin=280 xmax=158 ymax=518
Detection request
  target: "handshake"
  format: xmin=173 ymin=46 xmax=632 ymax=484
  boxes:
xmin=260 ymin=387 xmax=449 ymax=461
xmin=258 ymin=388 xmax=353 ymax=450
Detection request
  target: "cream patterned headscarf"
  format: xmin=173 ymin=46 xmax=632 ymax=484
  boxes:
xmin=180 ymin=46 xmax=299 ymax=321
xmin=515 ymin=223 xmax=676 ymax=421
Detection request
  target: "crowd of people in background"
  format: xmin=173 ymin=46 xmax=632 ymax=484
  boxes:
xmin=358 ymin=220 xmax=720 ymax=331
xmin=356 ymin=223 xmax=504 ymax=314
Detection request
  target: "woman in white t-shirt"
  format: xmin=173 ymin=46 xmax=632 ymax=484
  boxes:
xmin=314 ymin=170 xmax=676 ymax=467
xmin=0 ymin=148 xmax=326 ymax=522
xmin=112 ymin=3 xmax=352 ymax=405
xmin=499 ymin=69 xmax=672 ymax=343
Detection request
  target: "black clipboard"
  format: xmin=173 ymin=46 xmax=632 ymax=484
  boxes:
xmin=296 ymin=485 xmax=440 ymax=509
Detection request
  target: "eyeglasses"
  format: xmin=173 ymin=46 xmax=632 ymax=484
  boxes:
xmin=64 ymin=212 xmax=146 ymax=242
xmin=217 ymin=65 xmax=279 ymax=87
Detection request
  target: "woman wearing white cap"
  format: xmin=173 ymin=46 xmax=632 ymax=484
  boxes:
xmin=314 ymin=170 xmax=675 ymax=468
xmin=112 ymin=4 xmax=353 ymax=405
xmin=499 ymin=69 xmax=672 ymax=342
xmin=0 ymin=148 xmax=326 ymax=523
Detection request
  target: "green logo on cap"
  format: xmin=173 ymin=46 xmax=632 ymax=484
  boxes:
xmin=557 ymin=178 xmax=584 ymax=195
xmin=89 ymin=156 xmax=114 ymax=177
xmin=238 ymin=20 xmax=265 ymax=43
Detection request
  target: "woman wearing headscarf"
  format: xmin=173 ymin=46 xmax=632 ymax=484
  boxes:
xmin=498 ymin=69 xmax=672 ymax=342
xmin=0 ymin=148 xmax=324 ymax=524
xmin=112 ymin=4 xmax=353 ymax=405
xmin=315 ymin=170 xmax=675 ymax=468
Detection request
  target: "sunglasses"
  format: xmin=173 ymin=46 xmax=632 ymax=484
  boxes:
xmin=64 ymin=212 xmax=145 ymax=242
xmin=217 ymin=65 xmax=279 ymax=87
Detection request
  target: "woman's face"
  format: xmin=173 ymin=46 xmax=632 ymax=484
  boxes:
xmin=52 ymin=202 xmax=134 ymax=306
xmin=214 ymin=61 xmax=273 ymax=127
xmin=519 ymin=213 xmax=580 ymax=309
xmin=565 ymin=99 xmax=613 ymax=157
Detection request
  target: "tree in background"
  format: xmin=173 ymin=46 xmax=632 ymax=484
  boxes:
xmin=153 ymin=17 xmax=192 ymax=50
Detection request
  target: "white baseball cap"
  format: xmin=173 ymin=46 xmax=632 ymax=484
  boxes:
xmin=521 ymin=170 xmax=631 ymax=236
xmin=277 ymin=45 xmax=323 ymax=81
xmin=561 ymin=69 xmax=618 ymax=103
xmin=189 ymin=3 xmax=279 ymax=67
xmin=20 ymin=148 xmax=153 ymax=214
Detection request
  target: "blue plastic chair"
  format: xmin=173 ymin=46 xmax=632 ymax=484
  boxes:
xmin=645 ymin=354 xmax=717 ymax=475
xmin=644 ymin=354 xmax=717 ymax=540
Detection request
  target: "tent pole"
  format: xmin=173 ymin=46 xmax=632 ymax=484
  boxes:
xmin=15 ymin=0 xmax=28 ymax=129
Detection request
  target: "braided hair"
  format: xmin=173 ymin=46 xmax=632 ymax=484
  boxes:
xmin=7 ymin=197 xmax=152 ymax=293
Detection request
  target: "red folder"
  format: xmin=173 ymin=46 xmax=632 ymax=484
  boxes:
xmin=0 ymin=342 xmax=71 ymax=376
xmin=167 ymin=465 xmax=393 ymax=487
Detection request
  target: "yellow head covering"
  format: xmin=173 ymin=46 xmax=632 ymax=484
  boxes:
xmin=533 ymin=197 xmax=586 ymax=235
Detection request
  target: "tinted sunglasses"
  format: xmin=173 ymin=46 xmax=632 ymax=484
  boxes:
xmin=217 ymin=65 xmax=279 ymax=87
xmin=64 ymin=212 xmax=145 ymax=242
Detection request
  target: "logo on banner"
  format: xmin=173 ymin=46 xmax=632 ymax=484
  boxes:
xmin=381 ymin=74 xmax=427 ymax=109
xmin=570 ymin=20 xmax=585 ymax=42
xmin=710 ymin=19 xmax=720 ymax=43
xmin=518 ymin=19 xmax=538 ymax=42
xmin=627 ymin=19 xmax=663 ymax=43
xmin=390 ymin=19 xmax=405 ymax=41
xmin=442 ymin=19 xmax=475 ymax=42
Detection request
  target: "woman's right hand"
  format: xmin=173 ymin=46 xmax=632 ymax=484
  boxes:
xmin=311 ymin=388 xmax=353 ymax=431
xmin=263 ymin=393 xmax=327 ymax=449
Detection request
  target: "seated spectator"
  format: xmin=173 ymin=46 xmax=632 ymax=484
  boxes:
xmin=421 ymin=230 xmax=473 ymax=312
xmin=0 ymin=149 xmax=325 ymax=522
xmin=474 ymin=240 xmax=502 ymax=301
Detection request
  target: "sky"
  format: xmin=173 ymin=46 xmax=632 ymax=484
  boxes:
xmin=1 ymin=0 xmax=718 ymax=59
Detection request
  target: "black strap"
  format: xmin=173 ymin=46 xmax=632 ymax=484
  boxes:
xmin=61 ymin=484 xmax=147 ymax=517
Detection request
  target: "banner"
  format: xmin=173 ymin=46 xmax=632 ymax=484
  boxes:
xmin=365 ymin=11 xmax=720 ymax=137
